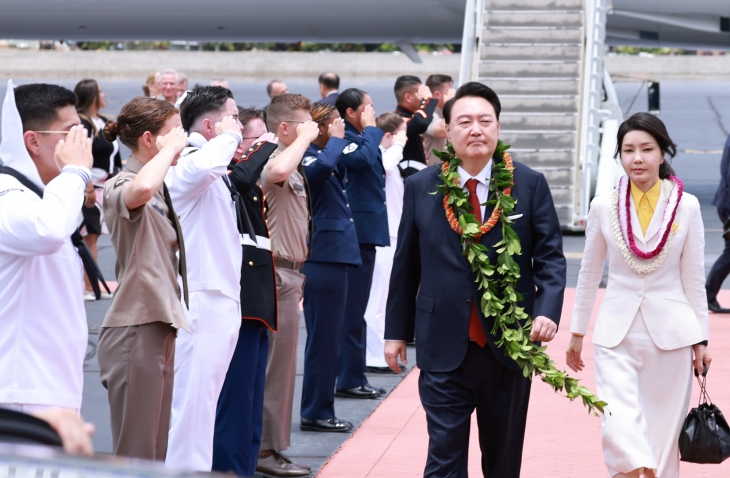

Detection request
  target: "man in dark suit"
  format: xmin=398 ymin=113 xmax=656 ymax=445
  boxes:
xmin=706 ymin=132 xmax=730 ymax=313
xmin=384 ymin=82 xmax=566 ymax=478
xmin=335 ymin=88 xmax=389 ymax=399
xmin=318 ymin=72 xmax=339 ymax=106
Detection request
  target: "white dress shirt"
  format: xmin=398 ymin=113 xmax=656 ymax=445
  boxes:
xmin=380 ymin=143 xmax=405 ymax=239
xmin=457 ymin=160 xmax=492 ymax=220
xmin=164 ymin=131 xmax=243 ymax=302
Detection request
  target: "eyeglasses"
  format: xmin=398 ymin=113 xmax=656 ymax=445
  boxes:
xmin=283 ymin=120 xmax=306 ymax=124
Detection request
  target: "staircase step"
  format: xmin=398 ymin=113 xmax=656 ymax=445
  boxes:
xmin=500 ymin=131 xmax=576 ymax=149
xmin=480 ymin=77 xmax=579 ymax=95
xmin=499 ymin=96 xmax=579 ymax=113
xmin=534 ymin=167 xmax=575 ymax=187
xmin=500 ymin=114 xmax=578 ymax=131
xmin=481 ymin=44 xmax=581 ymax=61
xmin=486 ymin=11 xmax=583 ymax=28
xmin=506 ymin=149 xmax=575 ymax=167
xmin=489 ymin=0 xmax=583 ymax=9
xmin=483 ymin=27 xmax=583 ymax=43
xmin=479 ymin=60 xmax=580 ymax=78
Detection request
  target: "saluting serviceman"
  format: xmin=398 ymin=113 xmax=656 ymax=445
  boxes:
xmin=394 ymin=75 xmax=438 ymax=178
xmin=334 ymin=88 xmax=389 ymax=400
xmin=299 ymin=102 xmax=361 ymax=435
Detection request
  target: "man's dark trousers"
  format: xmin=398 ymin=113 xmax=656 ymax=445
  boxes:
xmin=336 ymin=244 xmax=377 ymax=389
xmin=212 ymin=320 xmax=269 ymax=476
xmin=419 ymin=341 xmax=531 ymax=477
xmin=300 ymin=261 xmax=349 ymax=419
xmin=707 ymin=235 xmax=730 ymax=301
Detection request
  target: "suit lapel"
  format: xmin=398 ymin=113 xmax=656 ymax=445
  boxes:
xmin=644 ymin=185 xmax=668 ymax=244
xmin=628 ymin=194 xmax=646 ymax=245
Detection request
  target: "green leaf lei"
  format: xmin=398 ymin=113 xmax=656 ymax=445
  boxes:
xmin=433 ymin=140 xmax=607 ymax=416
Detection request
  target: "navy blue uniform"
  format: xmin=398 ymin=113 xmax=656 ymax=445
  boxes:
xmin=335 ymin=122 xmax=388 ymax=390
xmin=300 ymin=137 xmax=361 ymax=420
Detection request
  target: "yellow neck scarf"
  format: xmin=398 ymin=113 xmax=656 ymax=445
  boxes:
xmin=630 ymin=179 xmax=662 ymax=235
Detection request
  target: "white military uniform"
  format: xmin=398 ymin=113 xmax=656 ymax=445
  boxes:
xmin=0 ymin=80 xmax=90 ymax=412
xmin=164 ymin=130 xmax=243 ymax=472
xmin=365 ymin=142 xmax=405 ymax=368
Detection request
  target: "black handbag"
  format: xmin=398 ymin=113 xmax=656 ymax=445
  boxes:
xmin=679 ymin=367 xmax=730 ymax=464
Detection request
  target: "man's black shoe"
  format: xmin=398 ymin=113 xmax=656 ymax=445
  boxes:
xmin=365 ymin=366 xmax=397 ymax=374
xmin=335 ymin=386 xmax=380 ymax=399
xmin=708 ymin=299 xmax=730 ymax=313
xmin=364 ymin=383 xmax=386 ymax=396
xmin=300 ymin=417 xmax=353 ymax=433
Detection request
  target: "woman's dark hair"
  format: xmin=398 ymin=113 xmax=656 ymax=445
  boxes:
xmin=74 ymin=79 xmax=100 ymax=114
xmin=103 ymin=97 xmax=178 ymax=150
xmin=310 ymin=102 xmax=336 ymax=125
xmin=335 ymin=88 xmax=366 ymax=121
xmin=615 ymin=112 xmax=677 ymax=179
xmin=444 ymin=82 xmax=501 ymax=124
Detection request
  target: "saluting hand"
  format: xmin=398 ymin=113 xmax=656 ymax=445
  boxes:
xmin=215 ymin=115 xmax=241 ymax=136
xmin=328 ymin=117 xmax=345 ymax=139
xmin=54 ymin=125 xmax=93 ymax=170
xmin=392 ymin=130 xmax=407 ymax=147
xmin=444 ymin=87 xmax=456 ymax=104
xmin=156 ymin=126 xmax=188 ymax=155
xmin=297 ymin=120 xmax=320 ymax=143
xmin=361 ymin=105 xmax=376 ymax=128
xmin=417 ymin=84 xmax=433 ymax=101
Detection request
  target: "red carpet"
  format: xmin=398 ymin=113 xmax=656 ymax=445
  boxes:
xmin=318 ymin=288 xmax=730 ymax=477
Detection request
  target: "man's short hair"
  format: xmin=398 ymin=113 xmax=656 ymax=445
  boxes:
xmin=443 ymin=82 xmax=501 ymax=124
xmin=179 ymin=85 xmax=234 ymax=131
xmin=376 ymin=112 xmax=404 ymax=134
xmin=14 ymin=84 xmax=77 ymax=132
xmin=266 ymin=94 xmax=312 ymax=132
xmin=426 ymin=74 xmax=453 ymax=91
xmin=318 ymin=72 xmax=340 ymax=90
xmin=394 ymin=75 xmax=421 ymax=103
xmin=266 ymin=79 xmax=283 ymax=96
xmin=335 ymin=88 xmax=367 ymax=120
xmin=160 ymin=68 xmax=179 ymax=81
xmin=237 ymin=106 xmax=266 ymax=128
xmin=177 ymin=73 xmax=188 ymax=84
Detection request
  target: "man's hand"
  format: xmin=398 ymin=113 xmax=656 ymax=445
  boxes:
xmin=530 ymin=316 xmax=557 ymax=342
xmin=361 ymin=105 xmax=376 ymax=128
xmin=565 ymin=335 xmax=584 ymax=372
xmin=392 ymin=130 xmax=407 ymax=147
xmin=444 ymin=87 xmax=456 ymax=103
xmin=417 ymin=84 xmax=433 ymax=101
xmin=32 ymin=408 xmax=95 ymax=456
xmin=328 ymin=117 xmax=345 ymax=139
xmin=84 ymin=188 xmax=96 ymax=208
xmin=54 ymin=125 xmax=93 ymax=170
xmin=297 ymin=120 xmax=321 ymax=143
xmin=384 ymin=340 xmax=407 ymax=374
xmin=156 ymin=126 xmax=188 ymax=154
xmin=215 ymin=115 xmax=240 ymax=135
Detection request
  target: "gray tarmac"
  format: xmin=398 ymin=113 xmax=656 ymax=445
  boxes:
xmin=2 ymin=78 xmax=729 ymax=475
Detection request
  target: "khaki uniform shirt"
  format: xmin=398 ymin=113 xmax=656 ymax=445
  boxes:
xmin=102 ymin=156 xmax=188 ymax=330
xmin=424 ymin=106 xmax=447 ymax=166
xmin=259 ymin=146 xmax=309 ymax=262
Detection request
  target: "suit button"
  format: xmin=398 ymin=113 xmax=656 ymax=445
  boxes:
xmin=346 ymin=204 xmax=350 ymax=208
xmin=636 ymin=291 xmax=643 ymax=297
xmin=253 ymin=196 xmax=258 ymax=202
xmin=350 ymin=218 xmax=354 ymax=222
xmin=466 ymin=299 xmax=471 ymax=305
xmin=249 ymin=261 xmax=254 ymax=266
xmin=384 ymin=201 xmax=387 ymax=205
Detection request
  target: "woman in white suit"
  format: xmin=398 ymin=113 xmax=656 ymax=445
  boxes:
xmin=566 ymin=113 xmax=712 ymax=478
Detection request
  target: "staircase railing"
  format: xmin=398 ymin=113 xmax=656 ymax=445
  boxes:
xmin=458 ymin=0 xmax=484 ymax=84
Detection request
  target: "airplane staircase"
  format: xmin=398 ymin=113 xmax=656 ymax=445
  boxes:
xmin=459 ymin=0 xmax=609 ymax=230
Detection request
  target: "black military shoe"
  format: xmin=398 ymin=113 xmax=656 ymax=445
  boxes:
xmin=708 ymin=299 xmax=730 ymax=313
xmin=364 ymin=383 xmax=386 ymax=396
xmin=300 ymin=417 xmax=353 ymax=433
xmin=335 ymin=386 xmax=380 ymax=399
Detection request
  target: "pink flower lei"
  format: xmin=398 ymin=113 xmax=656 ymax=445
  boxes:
xmin=617 ymin=175 xmax=683 ymax=259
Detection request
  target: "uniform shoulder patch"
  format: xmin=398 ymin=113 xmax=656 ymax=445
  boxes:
xmin=302 ymin=156 xmax=318 ymax=166
xmin=114 ymin=178 xmax=130 ymax=189
xmin=0 ymin=188 xmax=24 ymax=197
xmin=343 ymin=143 xmax=359 ymax=154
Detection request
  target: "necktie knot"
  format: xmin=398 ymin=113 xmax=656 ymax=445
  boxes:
xmin=465 ymin=178 xmax=479 ymax=195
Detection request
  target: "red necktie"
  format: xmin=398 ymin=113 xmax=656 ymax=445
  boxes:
xmin=465 ymin=179 xmax=488 ymax=347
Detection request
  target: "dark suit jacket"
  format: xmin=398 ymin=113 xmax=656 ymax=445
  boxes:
xmin=384 ymin=161 xmax=566 ymax=372
xmin=712 ymin=133 xmax=730 ymax=222
xmin=228 ymin=141 xmax=278 ymax=330
xmin=339 ymin=122 xmax=389 ymax=247
xmin=320 ymin=92 xmax=339 ymax=106
xmin=302 ymin=139 xmax=362 ymax=266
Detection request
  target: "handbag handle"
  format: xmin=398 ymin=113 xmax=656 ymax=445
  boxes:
xmin=695 ymin=366 xmax=712 ymax=407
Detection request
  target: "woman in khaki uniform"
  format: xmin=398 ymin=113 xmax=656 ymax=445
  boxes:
xmin=97 ymin=97 xmax=189 ymax=460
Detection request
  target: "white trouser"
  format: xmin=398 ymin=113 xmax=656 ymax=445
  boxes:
xmin=364 ymin=242 xmax=396 ymax=368
xmin=165 ymin=290 xmax=240 ymax=472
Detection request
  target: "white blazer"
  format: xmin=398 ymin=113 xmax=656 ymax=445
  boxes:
xmin=570 ymin=182 xmax=709 ymax=350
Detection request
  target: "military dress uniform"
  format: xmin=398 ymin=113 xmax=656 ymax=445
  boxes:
xmin=396 ymin=97 xmax=438 ymax=178
xmin=213 ymin=140 xmax=278 ymax=477
xmin=336 ymin=122 xmax=389 ymax=393
xmin=300 ymin=136 xmax=362 ymax=423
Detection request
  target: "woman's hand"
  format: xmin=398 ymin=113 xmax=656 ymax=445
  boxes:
xmin=692 ymin=344 xmax=712 ymax=376
xmin=328 ymin=117 xmax=345 ymax=139
xmin=84 ymin=188 xmax=96 ymax=208
xmin=156 ymin=126 xmax=188 ymax=155
xmin=566 ymin=335 xmax=585 ymax=372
